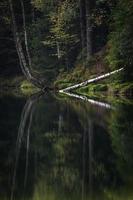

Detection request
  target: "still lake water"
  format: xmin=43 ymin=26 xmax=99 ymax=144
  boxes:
xmin=0 ymin=92 xmax=133 ymax=200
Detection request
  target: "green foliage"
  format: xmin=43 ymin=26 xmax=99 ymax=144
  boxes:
xmin=107 ymin=0 xmax=133 ymax=81
xmin=47 ymin=1 xmax=79 ymax=70
xmin=76 ymin=82 xmax=133 ymax=98
xmin=20 ymin=80 xmax=40 ymax=95
xmin=109 ymin=103 xmax=133 ymax=183
xmin=1 ymin=0 xmax=133 ymax=89
xmin=1 ymin=92 xmax=133 ymax=199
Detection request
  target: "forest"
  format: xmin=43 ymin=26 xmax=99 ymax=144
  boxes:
xmin=0 ymin=0 xmax=133 ymax=95
xmin=1 ymin=1 xmax=133 ymax=199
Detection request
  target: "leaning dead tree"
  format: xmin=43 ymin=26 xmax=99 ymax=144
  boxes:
xmin=8 ymin=0 xmax=45 ymax=88
xmin=59 ymin=68 xmax=123 ymax=92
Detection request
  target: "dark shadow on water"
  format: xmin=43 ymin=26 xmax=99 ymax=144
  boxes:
xmin=0 ymin=92 xmax=133 ymax=200
xmin=11 ymin=92 xmax=42 ymax=200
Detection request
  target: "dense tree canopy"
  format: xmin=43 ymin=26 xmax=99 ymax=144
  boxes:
xmin=0 ymin=0 xmax=133 ymax=85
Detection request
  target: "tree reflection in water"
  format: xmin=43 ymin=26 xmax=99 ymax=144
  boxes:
xmin=0 ymin=93 xmax=133 ymax=200
xmin=11 ymin=93 xmax=42 ymax=200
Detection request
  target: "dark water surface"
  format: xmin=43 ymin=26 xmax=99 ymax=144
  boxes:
xmin=0 ymin=93 xmax=133 ymax=200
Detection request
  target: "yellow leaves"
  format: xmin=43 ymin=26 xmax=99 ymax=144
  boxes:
xmin=49 ymin=0 xmax=77 ymax=43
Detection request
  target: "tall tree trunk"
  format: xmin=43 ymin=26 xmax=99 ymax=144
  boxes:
xmin=85 ymin=0 xmax=92 ymax=60
xmin=88 ymin=119 xmax=93 ymax=197
xmin=20 ymin=0 xmax=32 ymax=69
xmin=82 ymin=127 xmax=86 ymax=200
xmin=24 ymin=106 xmax=33 ymax=188
xmin=56 ymin=7 xmax=61 ymax=60
xmin=56 ymin=41 xmax=61 ymax=59
xmin=8 ymin=0 xmax=44 ymax=88
xmin=31 ymin=3 xmax=35 ymax=23
xmin=79 ymin=0 xmax=86 ymax=53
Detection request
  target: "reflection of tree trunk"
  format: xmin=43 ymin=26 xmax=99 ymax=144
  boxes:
xmin=58 ymin=113 xmax=63 ymax=135
xmin=85 ymin=0 xmax=92 ymax=60
xmin=8 ymin=0 xmax=45 ymax=88
xmin=11 ymin=93 xmax=42 ymax=200
xmin=82 ymin=127 xmax=86 ymax=200
xmin=34 ymin=148 xmax=38 ymax=182
xmin=65 ymin=55 xmax=69 ymax=72
xmin=24 ymin=107 xmax=34 ymax=188
xmin=88 ymin=119 xmax=93 ymax=198
xmin=79 ymin=0 xmax=86 ymax=54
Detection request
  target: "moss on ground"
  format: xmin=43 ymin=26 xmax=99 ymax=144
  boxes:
xmin=55 ymin=64 xmax=133 ymax=98
xmin=0 ymin=76 xmax=40 ymax=96
xmin=20 ymin=80 xmax=40 ymax=95
xmin=54 ymin=79 xmax=73 ymax=90
xmin=76 ymin=82 xmax=133 ymax=96
xmin=74 ymin=82 xmax=133 ymax=105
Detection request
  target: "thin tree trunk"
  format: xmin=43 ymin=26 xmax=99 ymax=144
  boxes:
xmin=8 ymin=0 xmax=44 ymax=88
xmin=20 ymin=0 xmax=32 ymax=69
xmin=10 ymin=97 xmax=33 ymax=200
xmin=58 ymin=113 xmax=63 ymax=134
xmin=85 ymin=0 xmax=92 ymax=60
xmin=59 ymin=68 xmax=123 ymax=92
xmin=56 ymin=41 xmax=61 ymax=59
xmin=10 ymin=93 xmax=42 ymax=200
xmin=56 ymin=6 xmax=61 ymax=60
xmin=82 ymin=127 xmax=86 ymax=200
xmin=24 ymin=106 xmax=33 ymax=188
xmin=79 ymin=0 xmax=86 ymax=53
xmin=8 ymin=0 xmax=28 ymax=77
xmin=88 ymin=119 xmax=93 ymax=197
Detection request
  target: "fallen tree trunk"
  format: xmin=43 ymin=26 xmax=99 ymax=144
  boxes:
xmin=59 ymin=68 xmax=124 ymax=92
xmin=59 ymin=91 xmax=111 ymax=109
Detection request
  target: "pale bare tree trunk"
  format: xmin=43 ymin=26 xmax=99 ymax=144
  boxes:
xmin=59 ymin=68 xmax=123 ymax=92
xmin=24 ymin=107 xmax=33 ymax=188
xmin=8 ymin=0 xmax=28 ymax=77
xmin=56 ymin=7 xmax=61 ymax=60
xmin=8 ymin=0 xmax=44 ymax=88
xmin=56 ymin=41 xmax=61 ymax=59
xmin=85 ymin=0 xmax=92 ymax=60
xmin=20 ymin=0 xmax=32 ymax=69
xmin=88 ymin=119 xmax=93 ymax=198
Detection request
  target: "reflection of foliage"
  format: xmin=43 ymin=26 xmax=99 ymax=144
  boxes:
xmin=1 ymin=94 xmax=133 ymax=199
xmin=109 ymin=104 xmax=133 ymax=182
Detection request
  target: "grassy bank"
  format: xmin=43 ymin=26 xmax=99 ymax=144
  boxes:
xmin=54 ymin=46 xmax=133 ymax=97
xmin=76 ymin=81 xmax=133 ymax=97
xmin=0 ymin=76 xmax=40 ymax=96
xmin=1 ymin=65 xmax=133 ymax=99
xmin=54 ymin=49 xmax=109 ymax=89
xmin=54 ymin=64 xmax=133 ymax=99
xmin=75 ymin=85 xmax=133 ymax=105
